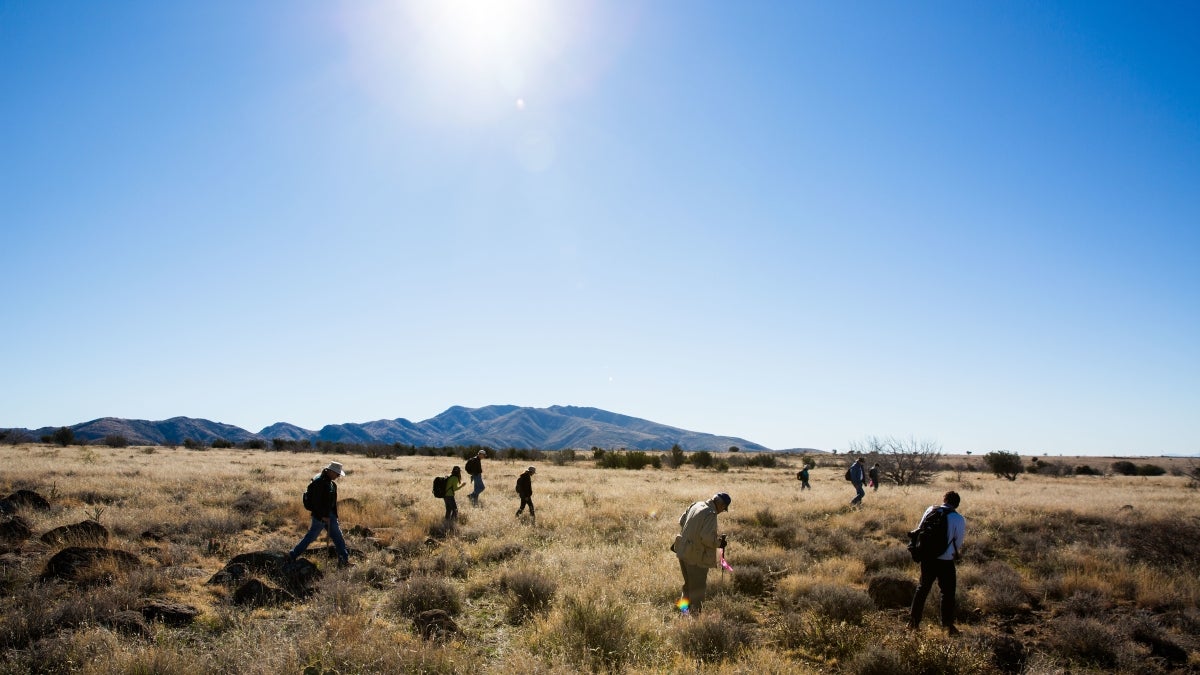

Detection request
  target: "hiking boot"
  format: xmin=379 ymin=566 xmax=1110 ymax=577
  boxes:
xmin=944 ymin=625 xmax=960 ymax=637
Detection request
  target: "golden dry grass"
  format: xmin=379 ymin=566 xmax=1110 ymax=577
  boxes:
xmin=1 ymin=444 xmax=1197 ymax=674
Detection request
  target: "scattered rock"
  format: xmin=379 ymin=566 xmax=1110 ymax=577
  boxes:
xmin=105 ymin=610 xmax=152 ymax=638
xmin=207 ymin=550 xmax=321 ymax=597
xmin=140 ymin=524 xmax=170 ymax=541
xmin=414 ymin=609 xmax=459 ymax=640
xmin=233 ymin=578 xmax=296 ymax=607
xmin=40 ymin=546 xmax=142 ymax=583
xmin=3 ymin=490 xmax=51 ymax=511
xmin=140 ymin=599 xmax=200 ymax=627
xmin=347 ymin=524 xmax=374 ymax=537
xmin=867 ymin=574 xmax=916 ymax=609
xmin=40 ymin=519 xmax=109 ymax=545
xmin=0 ymin=515 xmax=33 ymax=545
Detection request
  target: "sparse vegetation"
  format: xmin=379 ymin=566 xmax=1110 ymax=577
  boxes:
xmin=984 ymin=450 xmax=1023 ymax=480
xmin=0 ymin=443 xmax=1196 ymax=673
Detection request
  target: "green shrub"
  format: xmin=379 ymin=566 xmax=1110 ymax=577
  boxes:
xmin=691 ymin=451 xmax=713 ymax=469
xmin=1136 ymin=464 xmax=1166 ymax=476
xmin=1111 ymin=460 xmax=1137 ymax=476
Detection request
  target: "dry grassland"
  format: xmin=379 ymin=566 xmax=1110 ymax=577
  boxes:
xmin=1 ymin=444 xmax=1197 ymax=674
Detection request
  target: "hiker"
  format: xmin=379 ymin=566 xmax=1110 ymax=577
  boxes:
xmin=515 ymin=465 xmax=536 ymax=524
xmin=465 ymin=450 xmax=487 ymax=506
xmin=289 ymin=461 xmax=350 ymax=567
xmin=796 ymin=465 xmax=811 ymax=491
xmin=869 ymin=462 xmax=881 ymax=491
xmin=848 ymin=457 xmax=867 ymax=505
xmin=672 ymin=492 xmax=731 ymax=615
xmin=443 ymin=466 xmax=464 ymax=523
xmin=909 ymin=491 xmax=966 ymax=635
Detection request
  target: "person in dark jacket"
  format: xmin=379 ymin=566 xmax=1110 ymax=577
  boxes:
xmin=289 ymin=461 xmax=350 ymax=566
xmin=465 ymin=450 xmax=486 ymax=506
xmin=515 ymin=466 xmax=536 ymax=524
xmin=443 ymin=466 xmax=464 ymax=524
xmin=849 ymin=457 xmax=867 ymax=505
xmin=868 ymin=462 xmax=881 ymax=491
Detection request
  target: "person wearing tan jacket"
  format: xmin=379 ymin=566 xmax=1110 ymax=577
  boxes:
xmin=672 ymin=492 xmax=730 ymax=615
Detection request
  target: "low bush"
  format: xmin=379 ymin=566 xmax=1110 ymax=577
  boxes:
xmin=675 ymin=613 xmax=752 ymax=663
xmin=558 ymin=595 xmax=635 ymax=671
xmin=390 ymin=575 xmax=462 ymax=618
xmin=1046 ymin=615 xmax=1123 ymax=669
xmin=499 ymin=569 xmax=556 ymax=624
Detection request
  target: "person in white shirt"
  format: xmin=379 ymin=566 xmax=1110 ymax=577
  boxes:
xmin=909 ymin=490 xmax=966 ymax=635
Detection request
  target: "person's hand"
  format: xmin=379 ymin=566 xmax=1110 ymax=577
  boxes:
xmin=717 ymin=534 xmax=728 ymax=549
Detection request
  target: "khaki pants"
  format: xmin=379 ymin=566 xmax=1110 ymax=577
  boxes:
xmin=678 ymin=559 xmax=710 ymax=613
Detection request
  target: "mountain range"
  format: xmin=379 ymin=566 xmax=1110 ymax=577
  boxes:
xmin=5 ymin=405 xmax=772 ymax=452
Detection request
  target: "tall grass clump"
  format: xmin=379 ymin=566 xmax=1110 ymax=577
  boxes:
xmin=553 ymin=595 xmax=643 ymax=671
xmin=674 ymin=612 xmax=753 ymax=663
xmin=389 ymin=574 xmax=462 ymax=618
xmin=499 ymin=569 xmax=556 ymax=624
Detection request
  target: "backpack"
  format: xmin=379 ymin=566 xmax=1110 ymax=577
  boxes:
xmin=432 ymin=475 xmax=448 ymax=498
xmin=302 ymin=490 xmax=312 ymax=511
xmin=907 ymin=506 xmax=952 ymax=562
xmin=844 ymin=466 xmax=853 ymax=481
xmin=465 ymin=456 xmax=482 ymax=476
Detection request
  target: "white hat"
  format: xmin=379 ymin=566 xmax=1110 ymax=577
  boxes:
xmin=477 ymin=451 xmax=487 ymax=457
xmin=324 ymin=461 xmax=345 ymax=476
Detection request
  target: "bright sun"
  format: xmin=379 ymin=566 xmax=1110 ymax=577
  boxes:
xmin=342 ymin=0 xmax=591 ymax=125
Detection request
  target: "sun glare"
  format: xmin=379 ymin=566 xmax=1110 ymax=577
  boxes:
xmin=341 ymin=0 xmax=600 ymax=126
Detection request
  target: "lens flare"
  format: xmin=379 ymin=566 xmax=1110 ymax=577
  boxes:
xmin=676 ymin=599 xmax=689 ymax=613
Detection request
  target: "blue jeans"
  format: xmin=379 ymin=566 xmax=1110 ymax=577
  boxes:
xmin=851 ymin=481 xmax=865 ymax=504
xmin=469 ymin=474 xmax=485 ymax=503
xmin=290 ymin=516 xmax=348 ymax=564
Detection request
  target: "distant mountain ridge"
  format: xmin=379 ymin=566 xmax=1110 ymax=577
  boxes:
xmin=7 ymin=405 xmax=771 ymax=452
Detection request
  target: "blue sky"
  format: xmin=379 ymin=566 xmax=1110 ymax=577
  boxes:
xmin=2 ymin=1 xmax=1197 ymax=455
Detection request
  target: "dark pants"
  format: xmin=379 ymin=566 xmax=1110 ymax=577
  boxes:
xmin=851 ymin=480 xmax=865 ymax=504
xmin=443 ymin=496 xmax=458 ymax=522
xmin=516 ymin=495 xmax=535 ymax=519
xmin=910 ymin=558 xmax=957 ymax=627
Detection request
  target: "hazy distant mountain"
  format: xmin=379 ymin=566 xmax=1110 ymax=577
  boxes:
xmin=8 ymin=405 xmax=771 ymax=452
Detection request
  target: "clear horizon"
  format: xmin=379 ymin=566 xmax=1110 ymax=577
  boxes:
xmin=2 ymin=2 xmax=1197 ymax=457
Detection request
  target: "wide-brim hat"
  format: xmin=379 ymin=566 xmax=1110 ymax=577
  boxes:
xmin=527 ymin=466 xmax=536 ymax=474
xmin=324 ymin=461 xmax=345 ymax=476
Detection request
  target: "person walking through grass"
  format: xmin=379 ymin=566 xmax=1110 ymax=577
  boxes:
xmin=515 ymin=465 xmax=536 ymax=524
xmin=443 ymin=465 xmax=464 ymax=524
xmin=289 ymin=461 xmax=350 ymax=567
xmin=672 ymin=492 xmax=730 ymax=615
xmin=797 ymin=465 xmax=811 ymax=491
xmin=869 ymin=462 xmax=881 ymax=491
xmin=465 ymin=450 xmax=487 ymax=506
xmin=848 ymin=457 xmax=867 ymax=505
xmin=909 ymin=490 xmax=966 ymax=636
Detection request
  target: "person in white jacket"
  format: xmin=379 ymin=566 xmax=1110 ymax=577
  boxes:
xmin=909 ymin=491 xmax=966 ymax=635
xmin=673 ymin=492 xmax=730 ymax=615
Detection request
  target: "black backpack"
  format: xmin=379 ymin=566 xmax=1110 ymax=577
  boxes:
xmin=432 ymin=476 xmax=448 ymax=498
xmin=907 ymin=506 xmax=952 ymax=562
xmin=465 ymin=456 xmax=482 ymax=476
xmin=302 ymin=490 xmax=312 ymax=511
xmin=844 ymin=466 xmax=853 ymax=481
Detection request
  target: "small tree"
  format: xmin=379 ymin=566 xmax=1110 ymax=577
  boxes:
xmin=667 ymin=444 xmax=686 ymax=469
xmin=850 ymin=435 xmax=941 ymax=486
xmin=728 ymin=446 xmax=740 ymax=453
xmin=103 ymin=434 xmax=129 ymax=448
xmin=984 ymin=451 xmax=1023 ymax=481
xmin=691 ymin=451 xmax=713 ymax=469
xmin=1111 ymin=460 xmax=1137 ymax=476
xmin=51 ymin=426 xmax=75 ymax=446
